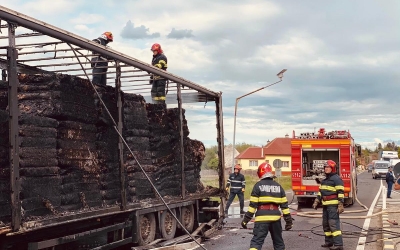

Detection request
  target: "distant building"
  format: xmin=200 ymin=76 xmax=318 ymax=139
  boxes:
xmin=235 ymin=137 xmax=292 ymax=175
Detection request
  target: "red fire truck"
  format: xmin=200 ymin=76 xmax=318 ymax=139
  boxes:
xmin=291 ymin=128 xmax=360 ymax=206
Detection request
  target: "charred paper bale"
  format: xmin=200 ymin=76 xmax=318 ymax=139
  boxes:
xmin=0 ymin=168 xmax=10 ymax=222
xmin=166 ymin=108 xmax=189 ymax=137
xmin=0 ymin=81 xmax=8 ymax=109
xmin=20 ymin=176 xmax=61 ymax=217
xmin=60 ymin=171 xmax=102 ymax=210
xmin=18 ymin=74 xmax=98 ymax=123
xmin=94 ymin=85 xmax=118 ymax=126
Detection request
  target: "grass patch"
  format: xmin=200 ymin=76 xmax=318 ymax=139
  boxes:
xmin=201 ymin=175 xmax=292 ymax=200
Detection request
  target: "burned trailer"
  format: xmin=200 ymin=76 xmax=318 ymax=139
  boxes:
xmin=0 ymin=5 xmax=226 ymax=250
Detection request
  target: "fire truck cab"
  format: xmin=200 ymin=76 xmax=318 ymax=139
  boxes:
xmin=291 ymin=128 xmax=359 ymax=206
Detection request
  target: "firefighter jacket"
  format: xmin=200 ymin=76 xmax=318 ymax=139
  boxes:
xmin=316 ymin=173 xmax=344 ymax=206
xmin=245 ymin=178 xmax=290 ymax=222
xmin=226 ymin=173 xmax=245 ymax=194
xmin=151 ymin=53 xmax=168 ymax=80
xmin=92 ymin=38 xmax=110 ymax=61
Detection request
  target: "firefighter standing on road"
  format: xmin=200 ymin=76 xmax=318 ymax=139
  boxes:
xmin=91 ymin=32 xmax=113 ymax=86
xmin=241 ymin=162 xmax=293 ymax=250
xmin=225 ymin=164 xmax=246 ymax=215
xmin=312 ymin=160 xmax=344 ymax=250
xmin=150 ymin=43 xmax=168 ymax=104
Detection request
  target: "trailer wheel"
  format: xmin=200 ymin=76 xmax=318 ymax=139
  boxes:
xmin=181 ymin=204 xmax=195 ymax=233
xmin=138 ymin=213 xmax=156 ymax=246
xmin=160 ymin=208 xmax=177 ymax=240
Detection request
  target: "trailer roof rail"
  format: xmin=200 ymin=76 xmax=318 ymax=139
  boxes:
xmin=0 ymin=4 xmax=218 ymax=103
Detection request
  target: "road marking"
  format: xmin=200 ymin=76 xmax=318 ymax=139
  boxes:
xmin=356 ymin=179 xmax=383 ymax=250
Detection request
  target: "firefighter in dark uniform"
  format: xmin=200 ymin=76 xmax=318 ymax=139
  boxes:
xmin=225 ymin=164 xmax=246 ymax=215
xmin=150 ymin=43 xmax=168 ymax=104
xmin=312 ymin=160 xmax=344 ymax=250
xmin=241 ymin=162 xmax=293 ymax=250
xmin=91 ymin=32 xmax=113 ymax=86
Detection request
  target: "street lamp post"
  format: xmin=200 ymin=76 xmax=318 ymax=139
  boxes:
xmin=232 ymin=69 xmax=287 ymax=172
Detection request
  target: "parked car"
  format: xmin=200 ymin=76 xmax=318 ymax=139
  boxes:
xmin=367 ymin=164 xmax=373 ymax=173
xmin=372 ymin=161 xmax=390 ymax=179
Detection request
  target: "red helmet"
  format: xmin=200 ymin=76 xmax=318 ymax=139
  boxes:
xmin=151 ymin=43 xmax=163 ymax=54
xmin=257 ymin=162 xmax=273 ymax=179
xmin=324 ymin=160 xmax=336 ymax=173
xmin=101 ymin=32 xmax=113 ymax=42
xmin=234 ymin=164 xmax=242 ymax=171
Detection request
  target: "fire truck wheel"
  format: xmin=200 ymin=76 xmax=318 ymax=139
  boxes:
xmin=160 ymin=208 xmax=177 ymax=240
xmin=138 ymin=213 xmax=156 ymax=246
xmin=181 ymin=204 xmax=195 ymax=233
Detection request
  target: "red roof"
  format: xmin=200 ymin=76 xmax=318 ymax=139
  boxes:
xmin=235 ymin=138 xmax=292 ymax=159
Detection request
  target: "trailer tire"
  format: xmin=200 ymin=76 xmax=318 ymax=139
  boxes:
xmin=138 ymin=213 xmax=156 ymax=246
xmin=160 ymin=208 xmax=177 ymax=240
xmin=181 ymin=204 xmax=195 ymax=233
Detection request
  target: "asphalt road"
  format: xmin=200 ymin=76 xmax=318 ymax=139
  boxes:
xmin=198 ymin=171 xmax=385 ymax=250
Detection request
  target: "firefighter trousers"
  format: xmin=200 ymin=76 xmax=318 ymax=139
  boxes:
xmin=91 ymin=58 xmax=108 ymax=86
xmin=151 ymin=79 xmax=166 ymax=104
xmin=322 ymin=205 xmax=343 ymax=246
xmin=225 ymin=191 xmax=244 ymax=213
xmin=249 ymin=220 xmax=285 ymax=250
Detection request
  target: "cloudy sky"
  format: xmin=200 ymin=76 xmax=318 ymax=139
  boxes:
xmin=1 ymin=0 xmax=400 ymax=150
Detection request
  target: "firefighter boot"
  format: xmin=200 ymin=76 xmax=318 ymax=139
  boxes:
xmin=329 ymin=245 xmax=343 ymax=250
xmin=240 ymin=210 xmax=245 ymax=215
xmin=321 ymin=243 xmax=333 ymax=248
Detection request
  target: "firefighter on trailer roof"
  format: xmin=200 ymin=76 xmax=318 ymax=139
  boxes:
xmin=225 ymin=164 xmax=246 ymax=215
xmin=91 ymin=32 xmax=113 ymax=86
xmin=241 ymin=162 xmax=293 ymax=250
xmin=312 ymin=160 xmax=344 ymax=250
xmin=150 ymin=43 xmax=168 ymax=104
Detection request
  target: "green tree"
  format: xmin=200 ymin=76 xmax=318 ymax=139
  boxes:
xmin=235 ymin=142 xmax=258 ymax=153
xmin=201 ymin=145 xmax=218 ymax=169
xmin=207 ymin=158 xmax=219 ymax=171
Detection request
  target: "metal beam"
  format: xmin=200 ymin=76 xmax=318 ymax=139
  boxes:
xmin=0 ymin=5 xmax=218 ymax=97
xmin=115 ymin=62 xmax=126 ymax=211
xmin=215 ymin=93 xmax=226 ymax=217
xmin=0 ymin=58 xmax=52 ymax=74
xmin=27 ymin=221 xmax=132 ymax=249
xmin=177 ymin=84 xmax=185 ymax=199
xmin=7 ymin=22 xmax=21 ymax=231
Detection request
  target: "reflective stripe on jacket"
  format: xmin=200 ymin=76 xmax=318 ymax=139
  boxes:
xmin=226 ymin=173 xmax=245 ymax=192
xmin=317 ymin=173 xmax=344 ymax=206
xmin=245 ymin=178 xmax=290 ymax=222
xmin=152 ymin=53 xmax=168 ymax=70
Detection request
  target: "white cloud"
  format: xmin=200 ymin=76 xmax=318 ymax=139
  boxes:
xmin=74 ymin=24 xmax=90 ymax=31
xmin=70 ymin=13 xmax=105 ymax=25
xmin=22 ymin=0 xmax=84 ymax=15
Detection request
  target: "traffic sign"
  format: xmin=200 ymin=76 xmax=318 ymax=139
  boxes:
xmin=273 ymin=159 xmax=283 ymax=169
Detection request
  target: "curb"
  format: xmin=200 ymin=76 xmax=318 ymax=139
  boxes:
xmin=382 ymin=212 xmax=395 ymax=250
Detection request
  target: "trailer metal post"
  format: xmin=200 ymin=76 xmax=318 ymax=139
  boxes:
xmin=177 ymin=83 xmax=186 ymax=199
xmin=215 ymin=93 xmax=226 ymax=216
xmin=115 ymin=62 xmax=126 ymax=210
xmin=7 ymin=22 xmax=21 ymax=231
